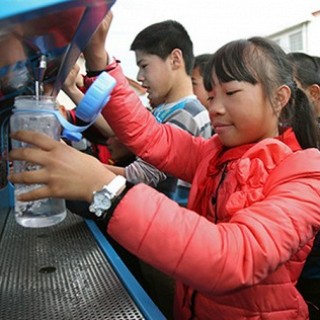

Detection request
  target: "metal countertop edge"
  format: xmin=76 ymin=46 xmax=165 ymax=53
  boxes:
xmin=85 ymin=219 xmax=166 ymax=320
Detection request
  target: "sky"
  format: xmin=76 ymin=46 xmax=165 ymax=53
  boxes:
xmin=106 ymin=0 xmax=319 ymax=79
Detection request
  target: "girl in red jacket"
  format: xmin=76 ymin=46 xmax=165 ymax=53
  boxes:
xmin=9 ymin=37 xmax=320 ymax=319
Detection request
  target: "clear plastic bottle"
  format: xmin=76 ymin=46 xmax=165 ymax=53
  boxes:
xmin=10 ymin=95 xmax=67 ymax=228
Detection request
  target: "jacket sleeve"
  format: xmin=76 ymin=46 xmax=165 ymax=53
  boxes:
xmin=125 ymin=157 xmax=167 ymax=186
xmin=103 ymin=60 xmax=208 ymax=183
xmin=108 ymin=149 xmax=320 ymax=295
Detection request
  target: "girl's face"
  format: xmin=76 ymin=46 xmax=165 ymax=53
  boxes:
xmin=207 ymin=73 xmax=280 ymax=147
xmin=135 ymin=50 xmax=173 ymax=106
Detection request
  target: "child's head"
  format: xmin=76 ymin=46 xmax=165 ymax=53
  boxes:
xmin=130 ymin=20 xmax=194 ymax=105
xmin=287 ymin=52 xmax=320 ymax=117
xmin=130 ymin=20 xmax=194 ymax=75
xmin=192 ymin=54 xmax=212 ymax=109
xmin=203 ymin=37 xmax=319 ymax=149
xmin=106 ymin=136 xmax=134 ymax=164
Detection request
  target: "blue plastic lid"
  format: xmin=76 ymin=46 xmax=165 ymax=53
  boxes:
xmin=75 ymin=71 xmax=116 ymax=123
xmin=62 ymin=129 xmax=83 ymax=142
xmin=11 ymin=71 xmax=117 ymax=142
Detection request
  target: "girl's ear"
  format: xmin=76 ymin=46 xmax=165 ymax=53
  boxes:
xmin=308 ymin=84 xmax=320 ymax=103
xmin=274 ymin=85 xmax=291 ymax=113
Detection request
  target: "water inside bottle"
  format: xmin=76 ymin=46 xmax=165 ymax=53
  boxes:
xmin=14 ymin=184 xmax=67 ymax=228
xmin=11 ymin=95 xmax=67 ymax=228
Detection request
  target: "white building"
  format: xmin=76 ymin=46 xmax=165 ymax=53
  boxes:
xmin=268 ymin=10 xmax=320 ymax=56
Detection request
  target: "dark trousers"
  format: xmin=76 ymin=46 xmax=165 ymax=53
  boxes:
xmin=297 ymin=277 xmax=320 ymax=320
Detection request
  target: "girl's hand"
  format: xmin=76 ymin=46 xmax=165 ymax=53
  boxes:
xmin=83 ymin=11 xmax=113 ymax=70
xmin=8 ymin=130 xmax=116 ymax=203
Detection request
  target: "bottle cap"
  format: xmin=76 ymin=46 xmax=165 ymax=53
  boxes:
xmin=75 ymin=71 xmax=116 ymax=123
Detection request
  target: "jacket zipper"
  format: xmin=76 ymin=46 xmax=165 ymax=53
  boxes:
xmin=188 ymin=163 xmax=228 ymax=319
xmin=213 ymin=163 xmax=227 ymax=224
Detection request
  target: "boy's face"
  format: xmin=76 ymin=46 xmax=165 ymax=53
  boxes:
xmin=135 ymin=50 xmax=173 ymax=107
xmin=192 ymin=66 xmax=209 ymax=109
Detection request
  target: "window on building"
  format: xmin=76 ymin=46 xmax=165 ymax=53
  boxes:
xmin=289 ymin=31 xmax=303 ymax=51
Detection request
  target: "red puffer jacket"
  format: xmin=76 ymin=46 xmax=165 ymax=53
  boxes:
xmin=104 ymin=61 xmax=320 ymax=319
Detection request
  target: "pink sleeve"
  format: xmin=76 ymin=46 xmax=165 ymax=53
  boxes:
xmin=103 ymin=60 xmax=207 ymax=183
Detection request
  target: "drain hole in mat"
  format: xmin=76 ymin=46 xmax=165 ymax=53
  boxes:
xmin=37 ymin=234 xmax=49 ymax=238
xmin=39 ymin=266 xmax=56 ymax=274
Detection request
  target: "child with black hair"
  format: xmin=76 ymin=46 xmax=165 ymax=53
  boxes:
xmin=192 ymin=53 xmax=212 ymax=110
xmin=9 ymin=36 xmax=320 ymax=319
xmin=287 ymin=51 xmax=320 ymax=319
xmin=117 ymin=20 xmax=212 ymax=207
xmin=288 ymin=52 xmax=320 ymax=125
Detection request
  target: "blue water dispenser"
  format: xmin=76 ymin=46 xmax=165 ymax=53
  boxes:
xmin=0 ymin=0 xmax=116 ymax=210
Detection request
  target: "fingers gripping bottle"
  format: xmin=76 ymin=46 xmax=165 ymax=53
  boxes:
xmin=10 ymin=95 xmax=67 ymax=228
xmin=10 ymin=71 xmax=116 ymax=227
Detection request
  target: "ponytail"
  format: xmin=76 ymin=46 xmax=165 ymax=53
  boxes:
xmin=289 ymin=88 xmax=320 ymax=149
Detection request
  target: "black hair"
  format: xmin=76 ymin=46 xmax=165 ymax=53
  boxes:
xmin=287 ymin=52 xmax=320 ymax=89
xmin=193 ymin=54 xmax=212 ymax=76
xmin=130 ymin=20 xmax=194 ymax=75
xmin=203 ymin=36 xmax=319 ymax=149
